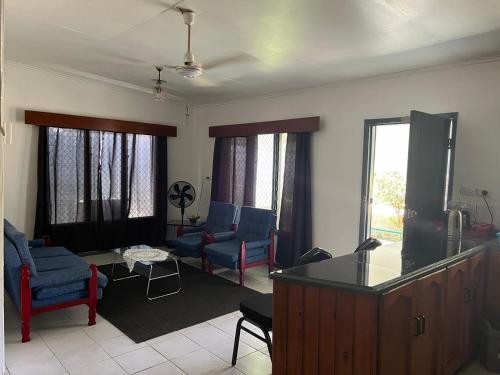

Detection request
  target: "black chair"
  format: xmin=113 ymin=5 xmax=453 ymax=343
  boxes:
xmin=354 ymin=237 xmax=382 ymax=253
xmin=231 ymin=247 xmax=333 ymax=365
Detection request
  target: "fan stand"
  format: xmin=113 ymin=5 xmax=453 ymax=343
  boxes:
xmin=180 ymin=205 xmax=185 ymax=226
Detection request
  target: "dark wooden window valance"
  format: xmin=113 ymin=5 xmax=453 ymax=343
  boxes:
xmin=25 ymin=110 xmax=177 ymax=137
xmin=208 ymin=116 xmax=319 ymax=138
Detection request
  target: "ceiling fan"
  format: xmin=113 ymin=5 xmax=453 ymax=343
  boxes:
xmin=152 ymin=66 xmax=167 ymax=101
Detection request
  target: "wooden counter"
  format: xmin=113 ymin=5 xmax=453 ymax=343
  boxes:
xmin=271 ymin=243 xmax=500 ymax=374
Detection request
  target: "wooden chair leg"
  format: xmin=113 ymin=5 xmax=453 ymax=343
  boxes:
xmin=88 ymin=264 xmax=98 ymax=326
xmin=20 ymin=265 xmax=31 ymax=343
xmin=268 ymin=230 xmax=275 ymax=273
xmin=208 ymin=262 xmax=214 ymax=275
xmin=239 ymin=242 xmax=247 ymax=287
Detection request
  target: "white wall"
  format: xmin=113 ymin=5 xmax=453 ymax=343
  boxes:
xmin=4 ymin=62 xmax=196 ymax=238
xmin=192 ymin=59 xmax=500 ymax=256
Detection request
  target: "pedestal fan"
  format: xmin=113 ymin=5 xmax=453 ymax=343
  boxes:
xmin=168 ymin=181 xmax=196 ymax=224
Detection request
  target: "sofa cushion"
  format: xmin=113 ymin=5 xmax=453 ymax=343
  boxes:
xmin=33 ymin=255 xmax=88 ymax=272
xmin=32 ymin=288 xmax=104 ymax=308
xmin=4 ymin=220 xmax=37 ymax=276
xmin=174 ymin=234 xmax=203 ymax=251
xmin=30 ymin=246 xmax=73 ymax=259
xmin=204 ymin=239 xmax=268 ymax=264
xmin=3 ymin=237 xmax=23 ymax=310
xmin=33 ymin=271 xmax=108 ymax=299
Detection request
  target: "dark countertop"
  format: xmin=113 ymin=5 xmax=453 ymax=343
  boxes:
xmin=270 ymin=240 xmax=500 ymax=294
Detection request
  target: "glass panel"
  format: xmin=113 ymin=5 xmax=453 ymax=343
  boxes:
xmin=89 ymin=131 xmax=123 ymax=221
xmin=255 ymin=134 xmax=275 ymax=210
xmin=368 ymin=124 xmax=410 ymax=249
xmin=127 ymin=134 xmax=156 ymax=218
xmin=48 ymin=127 xmax=85 ymax=224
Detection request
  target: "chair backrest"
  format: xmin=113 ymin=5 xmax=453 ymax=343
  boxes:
xmin=205 ymin=201 xmax=238 ymax=234
xmin=296 ymin=247 xmax=333 ymax=266
xmin=354 ymin=237 xmax=382 ymax=253
xmin=3 ymin=236 xmax=23 ymax=310
xmin=236 ymin=206 xmax=276 ymax=242
xmin=4 ymin=219 xmax=37 ymax=276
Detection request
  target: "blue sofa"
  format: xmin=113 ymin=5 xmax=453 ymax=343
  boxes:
xmin=4 ymin=220 xmax=108 ymax=342
xmin=171 ymin=201 xmax=238 ymax=271
xmin=204 ymin=206 xmax=277 ymax=286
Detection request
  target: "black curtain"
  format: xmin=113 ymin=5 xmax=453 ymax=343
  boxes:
xmin=210 ymin=136 xmax=257 ymax=206
xmin=35 ymin=127 xmax=168 ymax=253
xmin=276 ymin=133 xmax=312 ymax=268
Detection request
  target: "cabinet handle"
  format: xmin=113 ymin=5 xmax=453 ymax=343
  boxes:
xmin=414 ymin=316 xmax=423 ymax=336
xmin=420 ymin=315 xmax=426 ymax=335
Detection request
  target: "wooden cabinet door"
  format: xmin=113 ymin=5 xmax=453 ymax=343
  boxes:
xmin=379 ymin=282 xmax=418 ymax=375
xmin=485 ymin=250 xmax=500 ymax=318
xmin=465 ymin=251 xmax=486 ymax=358
xmin=412 ymin=269 xmax=446 ymax=375
xmin=443 ymin=259 xmax=469 ymax=375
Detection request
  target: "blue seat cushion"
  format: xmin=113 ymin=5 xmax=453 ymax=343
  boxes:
xmin=33 ymin=271 xmax=108 ymax=299
xmin=172 ymin=234 xmax=203 ymax=257
xmin=30 ymin=246 xmax=73 ymax=259
xmin=33 ymin=255 xmax=88 ymax=272
xmin=204 ymin=239 xmax=268 ymax=269
xmin=32 ymin=288 xmax=104 ymax=308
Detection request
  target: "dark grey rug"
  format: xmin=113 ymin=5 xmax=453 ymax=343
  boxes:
xmin=97 ymin=262 xmax=261 ymax=343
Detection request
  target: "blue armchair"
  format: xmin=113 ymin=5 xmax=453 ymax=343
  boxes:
xmin=171 ymin=201 xmax=238 ymax=271
xmin=3 ymin=220 xmax=108 ymax=343
xmin=204 ymin=206 xmax=277 ymax=286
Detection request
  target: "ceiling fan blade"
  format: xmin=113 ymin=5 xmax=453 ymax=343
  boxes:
xmin=202 ymin=53 xmax=258 ymax=71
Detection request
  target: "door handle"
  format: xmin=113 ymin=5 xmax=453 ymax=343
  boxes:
xmin=413 ymin=315 xmax=422 ymax=337
xmin=414 ymin=315 xmax=424 ymax=336
xmin=420 ymin=315 xmax=426 ymax=335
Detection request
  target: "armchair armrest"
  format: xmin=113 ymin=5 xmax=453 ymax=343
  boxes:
xmin=206 ymin=231 xmax=236 ymax=243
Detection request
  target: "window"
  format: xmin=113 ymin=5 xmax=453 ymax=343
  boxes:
xmin=48 ymin=127 xmax=157 ymax=225
xmin=255 ymin=133 xmax=287 ymax=217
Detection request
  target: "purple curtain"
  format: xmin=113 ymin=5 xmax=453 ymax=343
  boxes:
xmin=210 ymin=136 xmax=257 ymax=207
xmin=276 ymin=133 xmax=312 ymax=267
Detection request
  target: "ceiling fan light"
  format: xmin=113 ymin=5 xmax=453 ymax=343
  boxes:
xmin=176 ymin=65 xmax=203 ymax=78
xmin=153 ymin=85 xmax=166 ymax=102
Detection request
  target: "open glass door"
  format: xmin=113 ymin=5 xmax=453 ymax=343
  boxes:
xmin=360 ymin=111 xmax=457 ymax=256
xmin=402 ymin=111 xmax=457 ymax=264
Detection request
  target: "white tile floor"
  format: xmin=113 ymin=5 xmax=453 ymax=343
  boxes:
xmin=3 ymin=251 xmax=491 ymax=374
xmin=4 ymin=252 xmax=273 ymax=375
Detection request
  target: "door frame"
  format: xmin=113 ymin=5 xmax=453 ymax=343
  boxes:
xmin=358 ymin=113 xmax=458 ymax=244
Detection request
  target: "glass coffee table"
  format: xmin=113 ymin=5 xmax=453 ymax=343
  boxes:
xmin=110 ymin=245 xmax=181 ymax=300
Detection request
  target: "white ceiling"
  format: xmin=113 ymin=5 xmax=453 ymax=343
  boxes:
xmin=6 ymin=0 xmax=500 ymax=104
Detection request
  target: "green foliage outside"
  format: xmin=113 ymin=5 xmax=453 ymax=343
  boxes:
xmin=370 ymin=171 xmax=405 ymax=242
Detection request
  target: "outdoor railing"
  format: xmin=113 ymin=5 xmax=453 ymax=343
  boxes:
xmin=371 ymin=227 xmax=403 ymax=242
